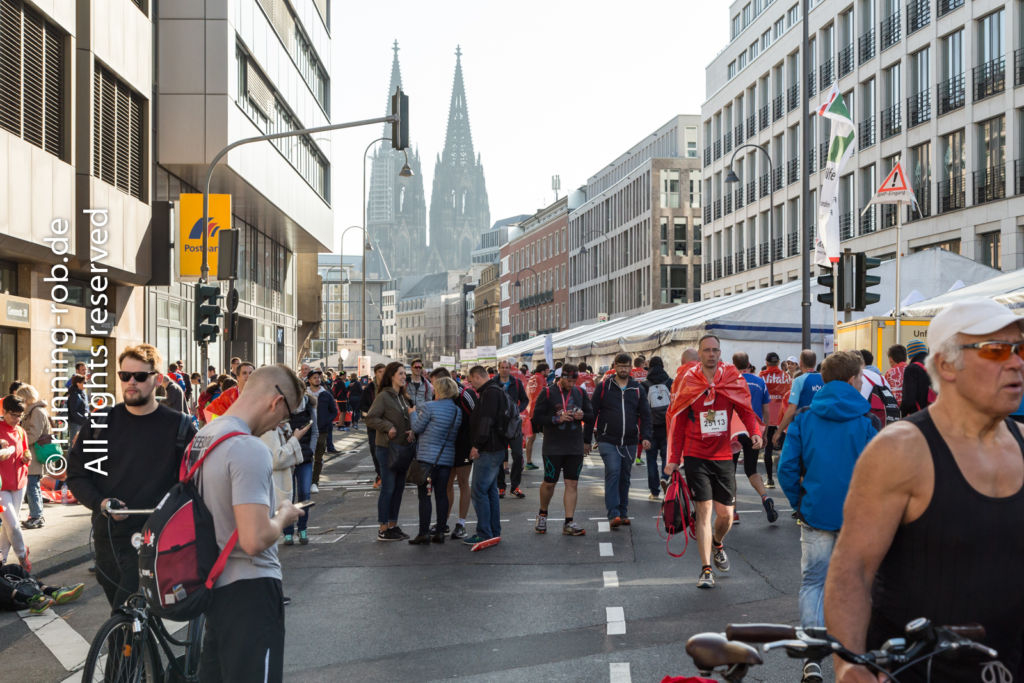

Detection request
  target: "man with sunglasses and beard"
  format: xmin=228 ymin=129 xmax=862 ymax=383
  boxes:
xmin=825 ymin=299 xmax=1024 ymax=683
xmin=67 ymin=344 xmax=196 ymax=608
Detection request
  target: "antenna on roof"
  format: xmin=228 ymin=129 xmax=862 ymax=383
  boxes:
xmin=552 ymin=174 xmax=561 ymax=201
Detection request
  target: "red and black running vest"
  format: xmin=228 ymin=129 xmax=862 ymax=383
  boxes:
xmin=867 ymin=409 xmax=1024 ymax=682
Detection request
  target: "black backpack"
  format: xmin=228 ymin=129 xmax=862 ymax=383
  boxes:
xmin=864 ymin=374 xmax=900 ymax=427
xmin=138 ymin=431 xmax=243 ymax=621
xmin=491 ymin=385 xmax=522 ymax=440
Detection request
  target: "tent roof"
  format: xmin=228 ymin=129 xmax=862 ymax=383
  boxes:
xmin=902 ymin=267 xmax=1024 ymax=317
xmin=499 ymin=249 xmax=1000 ymax=359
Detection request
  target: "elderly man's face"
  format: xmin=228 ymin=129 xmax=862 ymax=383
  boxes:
xmin=948 ymin=324 xmax=1024 ymax=416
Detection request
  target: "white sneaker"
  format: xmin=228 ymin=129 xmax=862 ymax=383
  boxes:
xmin=648 ymin=493 xmax=660 ymax=501
xmin=310 ymin=484 xmax=319 ymax=494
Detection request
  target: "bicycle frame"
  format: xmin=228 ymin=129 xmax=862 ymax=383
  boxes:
xmin=115 ymin=594 xmax=205 ymax=682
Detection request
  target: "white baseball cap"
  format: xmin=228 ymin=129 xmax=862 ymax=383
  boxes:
xmin=785 ymin=355 xmax=799 ymax=364
xmin=928 ymin=298 xmax=1023 ymax=349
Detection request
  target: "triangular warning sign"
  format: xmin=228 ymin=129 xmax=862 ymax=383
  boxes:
xmin=877 ymin=163 xmax=909 ymax=193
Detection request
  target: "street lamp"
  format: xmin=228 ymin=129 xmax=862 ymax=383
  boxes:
xmin=577 ymin=228 xmax=611 ymax=321
xmin=725 ymin=142 xmax=776 ymax=287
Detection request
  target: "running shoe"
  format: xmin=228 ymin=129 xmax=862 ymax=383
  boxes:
xmin=647 ymin=493 xmax=660 ymax=501
xmin=535 ymin=515 xmax=547 ymax=534
xmin=463 ymin=534 xmax=487 ymax=546
xmin=562 ymin=521 xmax=585 ymax=536
xmin=733 ymin=511 xmax=741 ymax=524
xmin=634 ymin=457 xmax=644 ymax=466
xmin=765 ymin=479 xmax=776 ymax=489
xmin=393 ymin=526 xmax=410 ymax=540
xmin=310 ymin=484 xmax=319 ymax=494
xmin=801 ymin=660 xmax=823 ymax=683
xmin=763 ymin=497 xmax=779 ymax=523
xmin=511 ymin=488 xmax=526 ymax=499
xmin=713 ymin=545 xmax=730 ymax=572
xmin=299 ymin=530 xmax=308 ymax=545
xmin=377 ymin=528 xmax=401 ymax=542
xmin=696 ymin=568 xmax=715 ymax=589
xmin=27 ymin=594 xmax=53 ymax=614
xmin=21 ymin=517 xmax=43 ymax=530
xmin=53 ymin=583 xmax=85 ymax=605
xmin=451 ymin=523 xmax=467 ymax=540
xmin=609 ymin=516 xmax=623 ymax=529
xmin=498 ymin=488 xmax=506 ymax=499
xmin=620 ymin=517 xmax=631 ymax=526
xmin=284 ymin=534 xmax=294 ymax=545
xmin=524 ymin=463 xmax=539 ymax=470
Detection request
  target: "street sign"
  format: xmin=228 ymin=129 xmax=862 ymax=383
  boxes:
xmin=179 ymin=193 xmax=231 ymax=278
xmin=866 ymin=163 xmax=917 ymax=207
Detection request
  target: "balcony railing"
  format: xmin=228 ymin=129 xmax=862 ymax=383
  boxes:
xmin=840 ymin=211 xmax=854 ymax=240
xmin=838 ymin=44 xmax=854 ymax=78
xmin=704 ymin=263 xmax=712 ymax=283
xmin=807 ymin=70 xmax=817 ymax=98
xmin=858 ymin=115 xmax=876 ymax=149
xmin=759 ymin=242 xmax=769 ymax=264
xmin=787 ymin=231 xmax=799 ymax=256
xmin=860 ymin=207 xmax=877 ymax=235
xmin=937 ymin=73 xmax=965 ymax=115
xmin=735 ymin=124 xmax=744 ymax=145
xmin=907 ymin=0 xmax=930 ymax=34
xmin=973 ymin=165 xmax=1006 ymax=205
xmin=703 ymin=205 xmax=712 ymax=224
xmin=724 ymin=130 xmax=733 ymax=154
xmin=859 ymin=28 xmax=876 ymax=64
xmin=724 ymin=254 xmax=733 ymax=276
xmin=881 ymin=103 xmax=902 ymax=140
xmin=938 ymin=173 xmax=965 ymax=213
xmin=747 ymin=247 xmax=757 ymax=269
xmin=1016 ymin=48 xmax=1024 ymax=87
xmin=787 ymin=158 xmax=799 ymax=185
xmin=787 ymin=84 xmax=800 ymax=112
xmin=759 ymin=104 xmax=769 ymax=130
xmin=714 ymin=259 xmax=722 ymax=279
xmin=881 ymin=10 xmax=901 ymax=51
xmin=772 ymin=94 xmax=784 ymax=121
xmin=880 ymin=204 xmax=898 ymax=230
xmin=759 ymin=173 xmax=769 ymax=198
xmin=714 ymin=139 xmax=722 ymax=159
xmin=772 ymin=166 xmax=784 ymax=191
xmin=724 ymin=193 xmax=733 ymax=214
xmin=820 ymin=58 xmax=834 ymax=90
xmin=735 ymin=251 xmax=746 ymax=273
xmin=704 ymin=147 xmax=711 ymax=167
xmin=820 ymin=141 xmax=829 ymax=168
xmin=1016 ymin=160 xmax=1024 ymax=196
xmin=973 ymin=57 xmax=1005 ymax=102
xmin=908 ymin=183 xmax=930 ymax=221
xmin=735 ymin=187 xmax=744 ymax=210
xmin=807 ymin=145 xmax=816 ymax=174
xmin=747 ymin=113 xmax=756 ymax=138
xmin=907 ymin=89 xmax=930 ymax=127
xmin=772 ymin=237 xmax=783 ymax=261
xmin=519 ymin=289 xmax=555 ymax=310
xmin=714 ymin=198 xmax=722 ymax=219
xmin=747 ymin=180 xmax=756 ymax=203
xmin=936 ymin=0 xmax=963 ymax=18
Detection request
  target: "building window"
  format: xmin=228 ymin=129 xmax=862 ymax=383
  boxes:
xmin=93 ymin=64 xmax=143 ymax=199
xmin=0 ymin=1 xmax=66 ymax=160
xmin=660 ymin=265 xmax=687 ymax=304
xmin=787 ymin=4 xmax=799 ymax=27
xmin=689 ymin=170 xmax=702 ymax=207
xmin=728 ymin=61 xmax=737 ymax=79
xmin=660 ymin=216 xmax=669 ymax=256
xmin=661 ymin=169 xmax=680 ymax=208
xmin=0 ymin=259 xmax=16 ymax=294
xmin=674 ymin=217 xmax=688 ymax=256
xmin=978 ymin=231 xmax=1001 ymax=268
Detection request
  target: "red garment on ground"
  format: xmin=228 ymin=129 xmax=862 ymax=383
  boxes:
xmin=0 ymin=422 xmax=29 ymax=491
xmin=759 ymin=366 xmax=792 ymax=427
xmin=667 ymin=363 xmax=762 ymax=463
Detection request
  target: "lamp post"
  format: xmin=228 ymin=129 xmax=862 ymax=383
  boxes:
xmin=577 ymin=228 xmax=611 ymax=321
xmin=725 ymin=142 xmax=776 ymax=286
xmin=513 ymin=266 xmax=539 ymax=339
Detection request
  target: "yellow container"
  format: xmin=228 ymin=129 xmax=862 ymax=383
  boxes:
xmin=836 ymin=316 xmax=931 ymax=362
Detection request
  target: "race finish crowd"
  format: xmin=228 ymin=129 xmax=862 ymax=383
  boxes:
xmin=0 ymin=297 xmax=1019 ymax=681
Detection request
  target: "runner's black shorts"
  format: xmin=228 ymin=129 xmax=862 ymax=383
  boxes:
xmin=683 ymin=457 xmax=736 ymax=505
xmin=200 ymin=577 xmax=285 ymax=683
xmin=543 ymin=452 xmax=584 ymax=483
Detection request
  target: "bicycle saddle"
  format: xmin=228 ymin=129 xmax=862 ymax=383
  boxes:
xmin=686 ymin=632 xmax=764 ymax=670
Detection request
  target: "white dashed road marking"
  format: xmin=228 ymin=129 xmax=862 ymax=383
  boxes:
xmin=605 ymin=606 xmax=626 ymax=635
xmin=609 ymin=662 xmax=632 ymax=682
xmin=599 ymin=542 xmax=613 ymax=557
xmin=19 ymin=609 xmax=90 ymax=672
xmin=598 ymin=521 xmax=610 ymax=532
xmin=603 ymin=570 xmax=619 ymax=588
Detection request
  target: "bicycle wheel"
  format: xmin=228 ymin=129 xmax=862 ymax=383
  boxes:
xmin=81 ymin=612 xmax=161 ymax=683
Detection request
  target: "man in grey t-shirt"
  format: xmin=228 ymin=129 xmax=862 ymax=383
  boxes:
xmin=193 ymin=364 xmax=304 ymax=683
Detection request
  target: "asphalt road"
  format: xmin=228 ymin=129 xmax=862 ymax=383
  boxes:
xmin=0 ymin=432 xmax=818 ymax=682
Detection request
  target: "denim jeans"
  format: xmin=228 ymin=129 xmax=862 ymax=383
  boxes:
xmin=597 ymin=442 xmax=633 ymax=519
xmin=285 ymin=461 xmax=313 ymax=535
xmin=645 ymin=428 xmax=668 ymax=495
xmin=471 ymin=450 xmax=503 ymax=538
xmin=378 ymin=444 xmax=412 ymax=524
xmin=416 ymin=465 xmax=451 ymax=535
xmin=799 ymin=525 xmax=838 ymax=628
xmin=25 ymin=475 xmax=43 ymax=520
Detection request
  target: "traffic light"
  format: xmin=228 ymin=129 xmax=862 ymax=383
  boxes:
xmin=194 ymin=284 xmax=222 ymax=344
xmin=217 ymin=229 xmax=239 ymax=280
xmin=391 ymin=87 xmax=409 ymax=150
xmin=855 ymin=252 xmax=882 ymax=310
xmin=816 ymin=252 xmax=856 ymax=310
xmin=816 ymin=261 xmax=844 ymax=308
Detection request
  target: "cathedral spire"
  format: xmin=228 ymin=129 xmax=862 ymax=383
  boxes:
xmin=383 ymin=40 xmax=403 ymax=137
xmin=441 ymin=45 xmax=475 ymax=167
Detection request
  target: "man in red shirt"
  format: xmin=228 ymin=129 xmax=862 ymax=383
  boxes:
xmin=630 ymin=355 xmax=648 ymax=381
xmin=666 ymin=335 xmax=763 ymax=589
xmin=758 ymin=352 xmax=792 ymax=487
xmin=574 ymin=361 xmax=597 ymax=399
xmin=883 ymin=343 xmax=907 ymax=405
xmin=204 ymin=361 xmax=254 ymax=420
xmin=523 ymin=363 xmax=550 ymax=470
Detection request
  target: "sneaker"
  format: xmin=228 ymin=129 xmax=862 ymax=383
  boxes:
xmin=609 ymin=516 xmax=622 ymax=528
xmin=470 ymin=536 xmax=500 ymax=551
xmin=621 ymin=517 xmax=631 ymax=526
xmin=373 ymin=476 xmax=381 ymax=489
xmin=535 ymin=515 xmax=547 ymax=534
xmin=766 ymin=480 xmax=776 ymax=489
xmin=498 ymin=488 xmax=506 ymax=499
xmin=27 ymin=594 xmax=53 ymax=614
xmin=801 ymin=660 xmax=823 ymax=683
xmin=451 ymin=523 xmax=467 ymax=540
xmin=284 ymin=534 xmax=294 ymax=546
xmin=377 ymin=528 xmax=400 ymax=542
xmin=733 ymin=511 xmax=740 ymax=524
xmin=393 ymin=526 xmax=410 ymax=540
xmin=310 ymin=484 xmax=319 ymax=494
xmin=53 ymin=583 xmax=85 ymax=605
xmin=430 ymin=523 xmax=451 ymax=535
xmin=463 ymin=534 xmax=487 ymax=546
xmin=763 ymin=497 xmax=779 ymax=523
xmin=648 ymin=493 xmax=660 ymax=501
xmin=299 ymin=530 xmax=308 ymax=545
xmin=87 ymin=565 xmax=96 ymax=574
xmin=634 ymin=457 xmax=644 ymax=466
xmin=696 ymin=568 xmax=715 ymax=589
xmin=282 ymin=596 xmax=292 ymax=606
xmin=511 ymin=488 xmax=525 ymax=499
xmin=713 ymin=545 xmax=730 ymax=572
xmin=21 ymin=517 xmax=43 ymax=530
xmin=408 ymin=534 xmax=431 ymax=545
xmin=562 ymin=521 xmax=586 ymax=536
xmin=524 ymin=463 xmax=539 ymax=470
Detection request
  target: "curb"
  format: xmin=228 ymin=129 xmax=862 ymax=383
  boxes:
xmin=34 ymin=544 xmax=93 ymax=580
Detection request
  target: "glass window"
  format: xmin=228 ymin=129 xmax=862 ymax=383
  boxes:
xmin=674 ymin=218 xmax=688 ymax=256
xmin=977 ymin=116 xmax=1005 ymax=170
xmin=979 ymin=232 xmax=1001 ymax=268
xmin=978 ymin=10 xmax=1003 ymax=64
xmin=0 ymin=260 xmax=17 ymax=294
xmin=661 ymin=170 xmax=681 ymax=208
xmin=660 ymin=217 xmax=669 ymax=256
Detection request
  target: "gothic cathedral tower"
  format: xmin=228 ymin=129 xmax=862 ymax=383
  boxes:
xmin=428 ymin=46 xmax=490 ymax=272
xmin=366 ymin=41 xmax=427 ymax=277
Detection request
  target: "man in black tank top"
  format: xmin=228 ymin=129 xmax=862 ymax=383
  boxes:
xmin=824 ymin=298 xmax=1024 ymax=683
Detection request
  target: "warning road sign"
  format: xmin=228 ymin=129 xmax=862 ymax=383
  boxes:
xmin=865 ymin=162 xmax=918 ymax=208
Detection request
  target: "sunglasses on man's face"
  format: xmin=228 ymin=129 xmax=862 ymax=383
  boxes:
xmin=275 ymin=385 xmax=294 ymax=415
xmin=117 ymin=371 xmax=158 ymax=382
xmin=960 ymin=341 xmax=1024 ymax=362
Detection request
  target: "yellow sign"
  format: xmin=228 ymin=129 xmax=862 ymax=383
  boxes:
xmin=179 ymin=193 xmax=231 ymax=278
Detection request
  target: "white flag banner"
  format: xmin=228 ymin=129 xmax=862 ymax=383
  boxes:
xmin=814 ymin=84 xmax=856 ymax=269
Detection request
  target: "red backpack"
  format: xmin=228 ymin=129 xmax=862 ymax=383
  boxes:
xmin=137 ymin=431 xmax=243 ymax=620
xmin=658 ymin=470 xmax=696 ymax=558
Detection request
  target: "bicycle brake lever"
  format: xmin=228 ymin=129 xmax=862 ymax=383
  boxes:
xmin=764 ymin=639 xmax=807 ymax=653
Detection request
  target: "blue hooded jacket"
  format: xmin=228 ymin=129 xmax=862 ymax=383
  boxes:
xmin=778 ymin=379 xmax=877 ymax=531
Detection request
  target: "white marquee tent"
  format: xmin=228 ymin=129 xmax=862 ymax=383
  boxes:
xmin=902 ymin=267 xmax=1024 ymax=317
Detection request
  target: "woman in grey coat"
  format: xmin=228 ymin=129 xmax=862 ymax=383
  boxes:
xmin=365 ymin=362 xmax=416 ymax=542
xmin=408 ymin=377 xmax=462 ymax=545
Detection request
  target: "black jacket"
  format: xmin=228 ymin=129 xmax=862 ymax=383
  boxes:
xmin=455 ymin=385 xmax=479 ymax=463
xmin=532 ymin=384 xmax=594 ymax=455
xmin=498 ymin=375 xmax=528 ymax=413
xmin=67 ymin=387 xmax=89 ymax=426
xmin=469 ymin=377 xmax=510 ymax=452
xmin=361 ymin=382 xmax=377 ymax=416
xmin=641 ymin=367 xmax=673 ymax=428
xmin=901 ymin=355 xmax=933 ymax=417
xmin=585 ymin=376 xmax=653 ymax=446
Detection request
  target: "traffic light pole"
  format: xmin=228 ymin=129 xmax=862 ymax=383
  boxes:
xmin=197 ymin=112 xmax=400 ymax=376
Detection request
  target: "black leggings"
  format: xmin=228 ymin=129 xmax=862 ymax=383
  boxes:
xmin=732 ymin=433 xmax=772 ymax=481
xmin=762 ymin=426 xmax=779 ymax=482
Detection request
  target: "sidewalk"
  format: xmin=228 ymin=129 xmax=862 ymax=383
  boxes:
xmin=21 ymin=426 xmax=370 ymax=579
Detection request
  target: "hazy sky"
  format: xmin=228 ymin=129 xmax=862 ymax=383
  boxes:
xmin=329 ymin=1 xmax=729 ymax=255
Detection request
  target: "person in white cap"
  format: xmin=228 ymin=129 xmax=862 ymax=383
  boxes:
xmin=824 ymin=298 xmax=1024 ymax=683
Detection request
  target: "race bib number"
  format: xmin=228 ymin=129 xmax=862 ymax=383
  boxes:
xmin=699 ymin=410 xmax=728 ymax=435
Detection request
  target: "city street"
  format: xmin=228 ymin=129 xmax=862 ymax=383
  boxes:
xmin=0 ymin=430 xmax=813 ymax=682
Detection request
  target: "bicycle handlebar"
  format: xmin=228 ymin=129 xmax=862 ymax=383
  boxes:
xmin=725 ymin=623 xmax=797 ymax=642
xmin=104 ymin=501 xmax=155 ymax=515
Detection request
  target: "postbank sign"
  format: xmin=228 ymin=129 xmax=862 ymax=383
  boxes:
xmin=179 ymin=193 xmax=231 ymax=278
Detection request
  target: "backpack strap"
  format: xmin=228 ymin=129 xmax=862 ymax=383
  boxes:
xmin=174 ymin=412 xmax=191 ymax=457
xmin=180 ymin=431 xmax=246 ymax=482
xmin=205 ymin=529 xmax=239 ymax=589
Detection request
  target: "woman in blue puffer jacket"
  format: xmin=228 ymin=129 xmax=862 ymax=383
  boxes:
xmin=408 ymin=377 xmax=462 ymax=545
